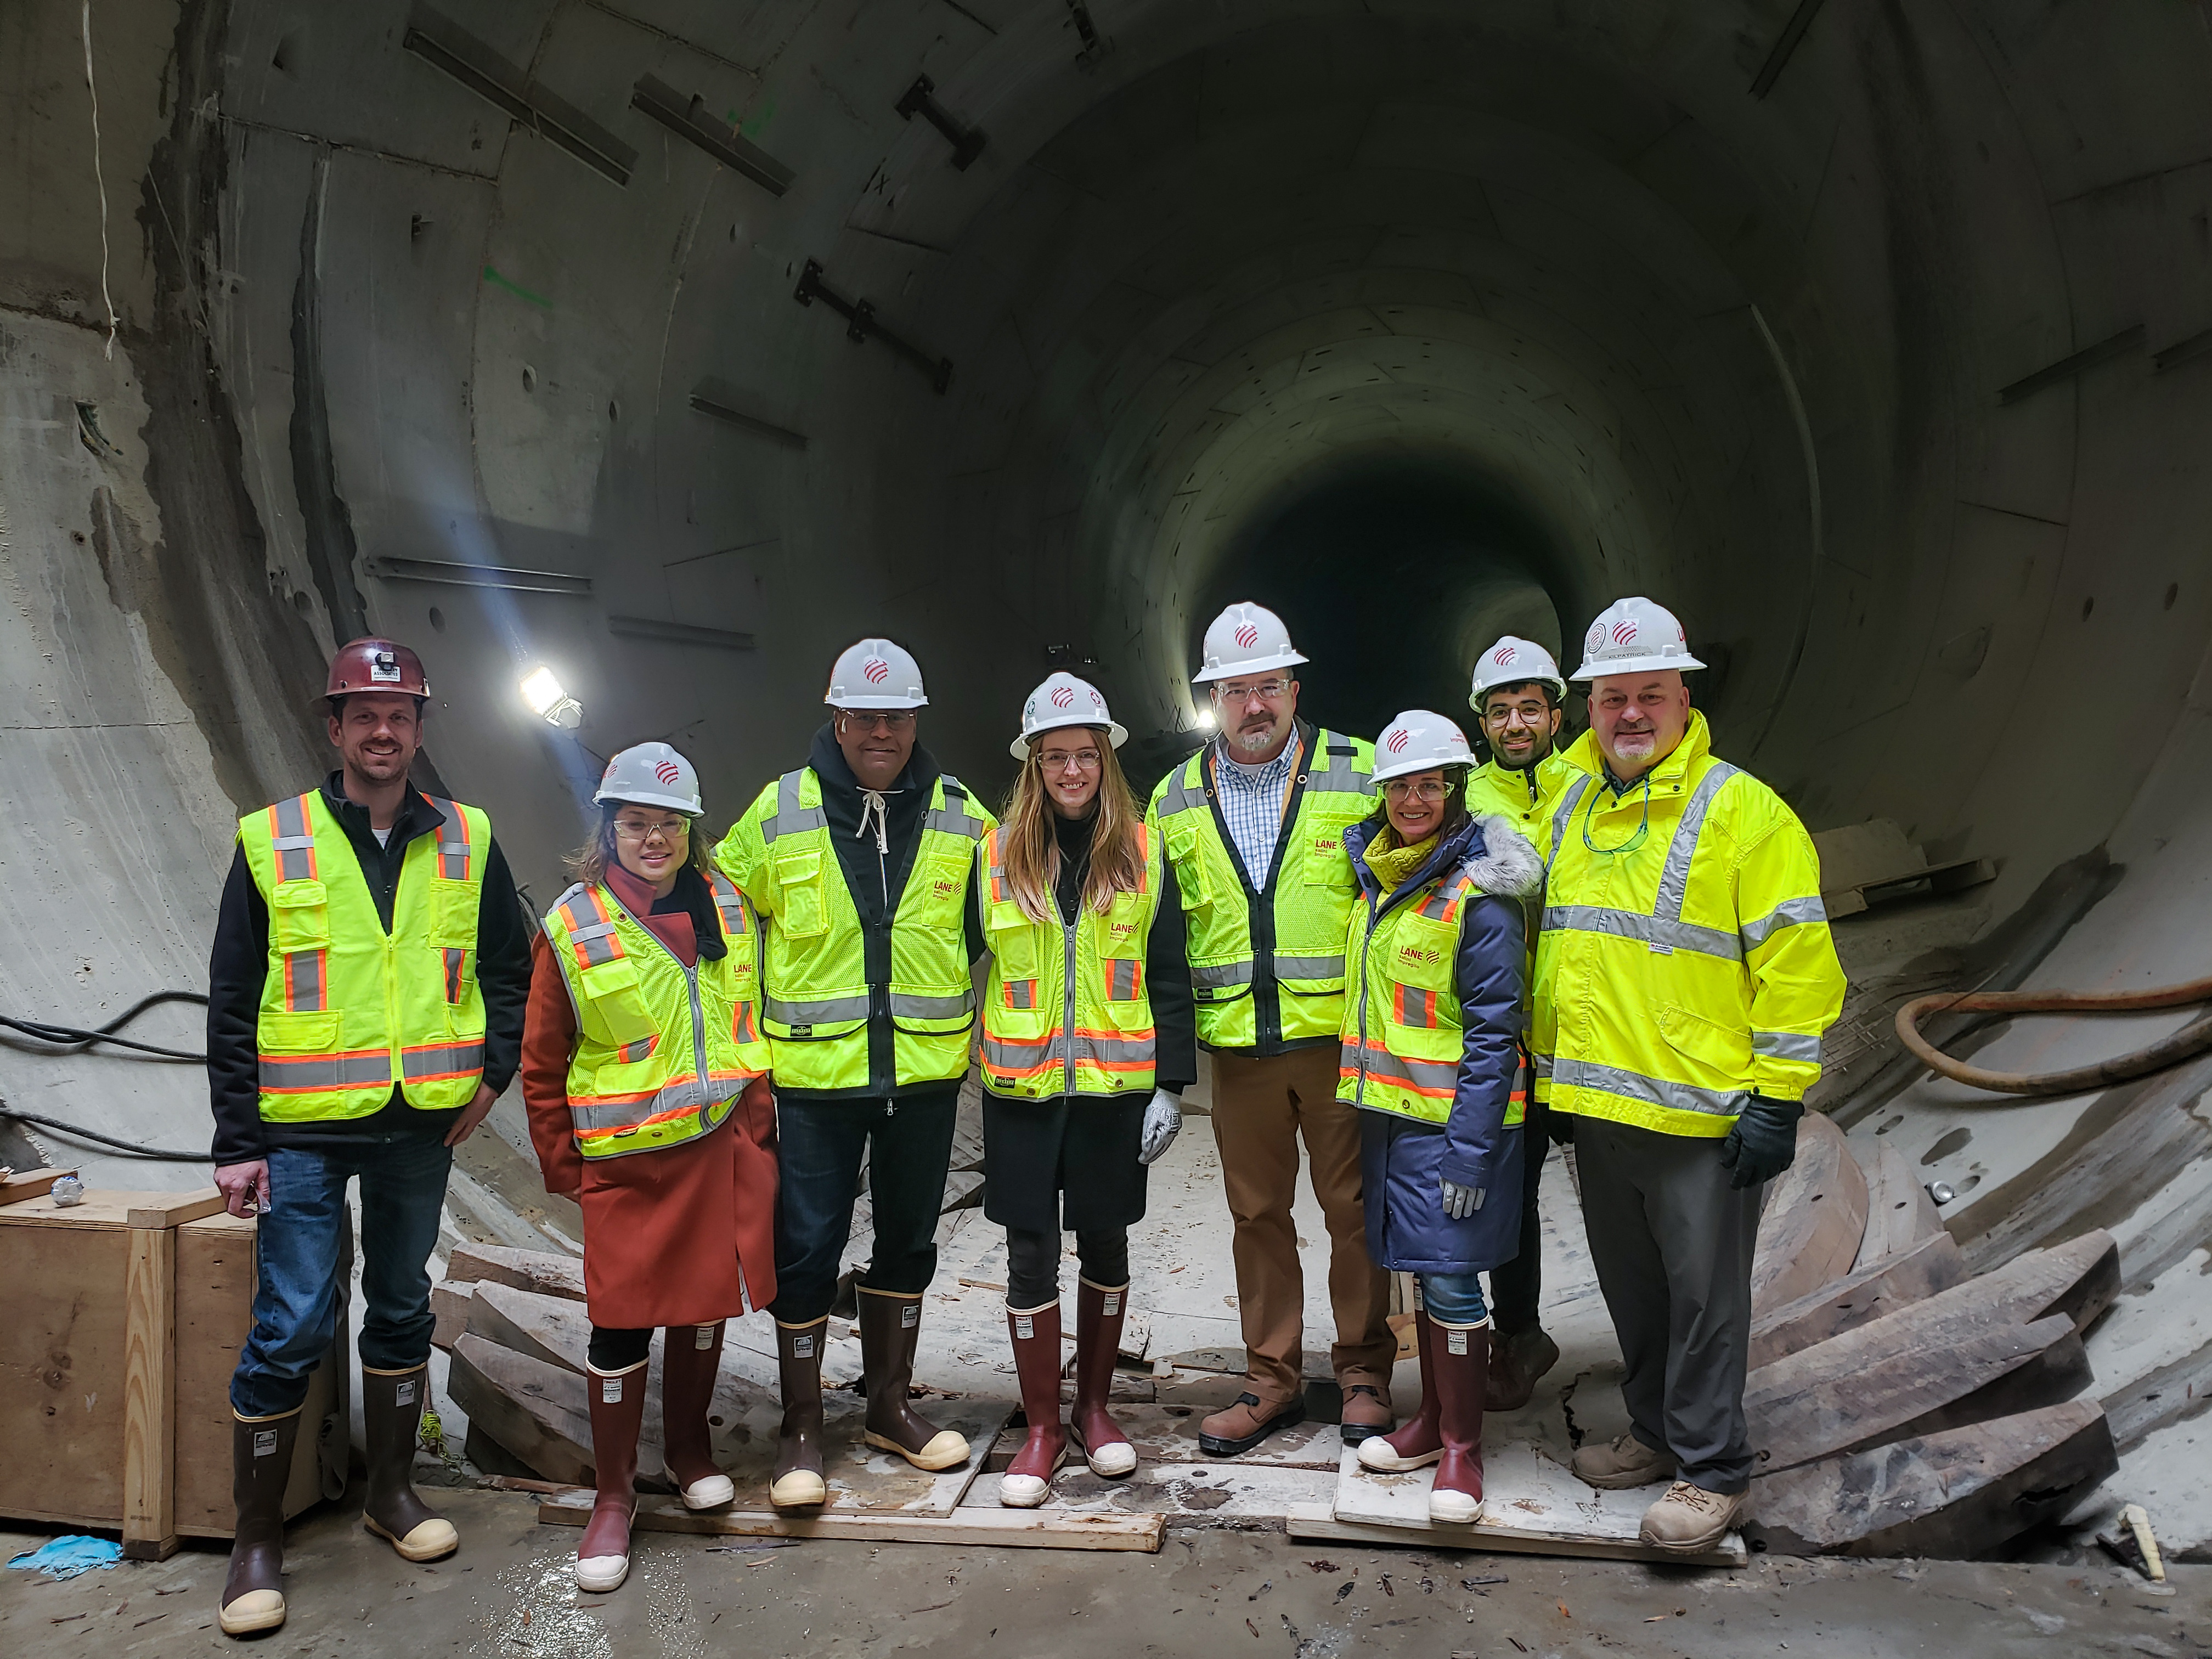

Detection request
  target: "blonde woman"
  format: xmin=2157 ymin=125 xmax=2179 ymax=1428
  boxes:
xmin=979 ymin=674 xmax=1195 ymax=1506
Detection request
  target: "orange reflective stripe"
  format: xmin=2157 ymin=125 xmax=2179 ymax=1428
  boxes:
xmin=732 ymin=1001 xmax=759 ymax=1045
xmin=1394 ymin=983 xmax=1437 ymax=1028
xmin=558 ymin=886 xmax=624 ymax=973
xmin=284 ymin=947 xmax=328 ymax=1013
xmin=423 ymin=795 xmax=473 ymax=880
xmin=1107 ymin=958 xmax=1143 ymax=1000
xmin=269 ymin=794 xmax=318 ymax=883
xmin=708 ymin=871 xmax=749 ymax=940
xmin=1003 ymin=979 xmax=1037 ymax=1011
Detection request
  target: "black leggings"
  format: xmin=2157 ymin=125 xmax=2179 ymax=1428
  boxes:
xmin=1006 ymin=1227 xmax=1129 ymax=1309
xmin=588 ymin=1323 xmax=727 ymax=1372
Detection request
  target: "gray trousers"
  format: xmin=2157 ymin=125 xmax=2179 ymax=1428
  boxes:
xmin=1576 ymin=1118 xmax=1765 ymax=1493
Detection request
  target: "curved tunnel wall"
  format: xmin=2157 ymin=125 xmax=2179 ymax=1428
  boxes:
xmin=3 ymin=0 xmax=2211 ymax=1176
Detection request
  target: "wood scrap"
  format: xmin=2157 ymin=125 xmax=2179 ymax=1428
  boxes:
xmin=466 ymin=1281 xmax=592 ymax=1376
xmin=446 ymin=1334 xmax=670 ymax=1491
xmin=1812 ymin=818 xmax=1995 ymax=919
xmin=1748 ymin=1231 xmax=1968 ymax=1368
xmin=444 ymin=1242 xmax=585 ymax=1301
xmin=0 ymin=1167 xmax=75 ymax=1206
xmin=538 ymin=1489 xmax=1163 ymax=1551
xmin=1750 ymin=1111 xmax=1870 ymax=1317
xmin=1745 ymin=1400 xmax=2116 ymax=1558
xmin=1287 ymin=1502 xmax=1745 ymax=1567
xmin=430 ymin=1283 xmax=471 ymax=1352
xmin=1853 ymin=1137 xmax=1945 ymax=1270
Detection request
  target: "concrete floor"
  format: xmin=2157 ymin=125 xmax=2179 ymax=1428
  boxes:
xmin=4 ymin=1487 xmax=2208 ymax=1658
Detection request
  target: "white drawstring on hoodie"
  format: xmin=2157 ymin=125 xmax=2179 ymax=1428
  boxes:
xmin=856 ymin=787 xmax=899 ymax=902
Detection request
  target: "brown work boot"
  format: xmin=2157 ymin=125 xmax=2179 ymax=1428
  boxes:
xmin=662 ymin=1323 xmax=736 ymax=1509
xmin=1485 ymin=1327 xmax=1560 ymax=1413
xmin=360 ymin=1364 xmax=459 ymax=1562
xmin=1000 ymin=1300 xmax=1068 ymax=1508
xmin=577 ymin=1360 xmax=647 ymax=1592
xmin=219 ymin=1408 xmax=300 ymax=1637
xmin=1338 ymin=1382 xmax=1393 ymax=1445
xmin=1640 ymin=1481 xmax=1748 ymax=1554
xmin=770 ymin=1318 xmax=828 ymax=1509
xmin=1359 ymin=1307 xmax=1441 ymax=1472
xmin=1571 ymin=1430 xmax=1677 ymax=1491
xmin=1427 ymin=1321 xmax=1488 ymax=1524
xmin=856 ymin=1287 xmax=969 ymax=1471
xmin=1198 ymin=1391 xmax=1306 ymax=1458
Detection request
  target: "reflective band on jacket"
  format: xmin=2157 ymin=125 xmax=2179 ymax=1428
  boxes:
xmin=715 ymin=766 xmax=991 ymax=1092
xmin=543 ymin=872 xmax=768 ymax=1159
xmin=239 ymin=790 xmax=490 ymax=1122
xmin=978 ymin=822 xmax=1162 ymax=1102
xmin=1549 ymin=1056 xmax=1740 ymax=1118
xmin=1149 ymin=729 xmax=1374 ymax=1048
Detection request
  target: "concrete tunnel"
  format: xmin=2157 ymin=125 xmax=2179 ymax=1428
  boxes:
xmin=4 ymin=0 xmax=2212 ymax=1551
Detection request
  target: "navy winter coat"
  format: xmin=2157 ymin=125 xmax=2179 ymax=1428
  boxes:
xmin=1342 ymin=810 xmax=1544 ymax=1277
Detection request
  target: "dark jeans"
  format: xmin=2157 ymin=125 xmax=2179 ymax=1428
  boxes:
xmin=1488 ymin=1094 xmax=1550 ymax=1333
xmin=770 ymin=1088 xmax=958 ymax=1324
xmin=1006 ymin=1226 xmax=1129 ymax=1308
xmin=230 ymin=1133 xmax=452 ymax=1418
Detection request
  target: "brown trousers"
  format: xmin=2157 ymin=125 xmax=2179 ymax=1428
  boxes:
xmin=1210 ymin=1044 xmax=1397 ymax=1405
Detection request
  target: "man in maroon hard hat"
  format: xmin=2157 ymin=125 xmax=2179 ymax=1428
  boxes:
xmin=202 ymin=639 xmax=531 ymax=1637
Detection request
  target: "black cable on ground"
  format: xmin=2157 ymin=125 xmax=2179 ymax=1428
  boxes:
xmin=0 ymin=989 xmax=210 ymax=1062
xmin=0 ymin=1107 xmax=215 ymax=1161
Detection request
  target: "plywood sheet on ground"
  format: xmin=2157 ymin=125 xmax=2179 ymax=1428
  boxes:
xmin=963 ymin=1460 xmax=1334 ymax=1521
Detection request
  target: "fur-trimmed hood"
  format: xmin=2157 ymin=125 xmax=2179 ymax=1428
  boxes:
xmin=1344 ymin=808 xmax=1545 ymax=912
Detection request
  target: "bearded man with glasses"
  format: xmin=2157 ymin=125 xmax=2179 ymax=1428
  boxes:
xmin=1147 ymin=602 xmax=1397 ymax=1458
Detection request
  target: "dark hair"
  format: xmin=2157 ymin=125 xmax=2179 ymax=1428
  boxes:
xmin=1365 ymin=764 xmax=1473 ymax=843
xmin=566 ymin=802 xmax=713 ymax=888
xmin=1478 ymin=678 xmax=1560 ymax=714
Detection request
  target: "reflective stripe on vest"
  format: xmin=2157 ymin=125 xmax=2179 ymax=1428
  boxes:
xmin=1542 ymin=766 xmax=1742 ymax=963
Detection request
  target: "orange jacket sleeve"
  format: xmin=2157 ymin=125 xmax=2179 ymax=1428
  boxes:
xmin=521 ymin=934 xmax=585 ymax=1195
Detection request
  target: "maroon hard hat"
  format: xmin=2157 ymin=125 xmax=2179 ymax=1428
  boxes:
xmin=317 ymin=638 xmax=430 ymax=708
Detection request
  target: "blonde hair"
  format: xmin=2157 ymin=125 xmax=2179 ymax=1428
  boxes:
xmin=996 ymin=732 xmax=1147 ymax=924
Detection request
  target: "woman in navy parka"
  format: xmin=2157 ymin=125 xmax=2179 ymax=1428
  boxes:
xmin=1337 ymin=709 xmax=1543 ymax=1522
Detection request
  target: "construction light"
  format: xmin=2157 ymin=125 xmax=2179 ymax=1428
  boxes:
xmin=1194 ymin=706 xmax=1217 ymax=730
xmin=520 ymin=665 xmax=584 ymax=729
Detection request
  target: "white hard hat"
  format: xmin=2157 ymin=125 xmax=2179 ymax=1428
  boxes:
xmin=1570 ymin=596 xmax=1707 ymax=680
xmin=1371 ymin=709 xmax=1476 ymax=785
xmin=1469 ymin=635 xmax=1567 ymax=708
xmin=1190 ymin=601 xmax=1308 ymax=684
xmin=824 ymin=637 xmax=929 ymax=709
xmin=1012 ymin=672 xmax=1128 ymax=760
xmin=594 ymin=741 xmax=703 ymax=815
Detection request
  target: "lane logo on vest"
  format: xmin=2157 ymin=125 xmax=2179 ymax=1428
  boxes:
xmin=1234 ymin=623 xmax=1259 ymax=650
xmin=1397 ymin=942 xmax=1443 ymax=969
xmin=863 ymin=656 xmax=890 ymax=684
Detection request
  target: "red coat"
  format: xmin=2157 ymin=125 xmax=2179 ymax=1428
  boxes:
xmin=521 ymin=932 xmax=778 ymax=1327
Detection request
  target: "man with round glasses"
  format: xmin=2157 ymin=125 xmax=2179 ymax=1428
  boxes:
xmin=1532 ymin=597 xmax=1843 ymax=1554
xmin=716 ymin=637 xmax=992 ymax=1508
xmin=1148 ymin=602 xmax=1396 ymax=1458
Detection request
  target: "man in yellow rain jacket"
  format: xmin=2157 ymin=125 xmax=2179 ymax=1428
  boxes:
xmin=1532 ymin=597 xmax=1843 ymax=1555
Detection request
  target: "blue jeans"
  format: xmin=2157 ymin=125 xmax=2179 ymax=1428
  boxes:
xmin=230 ymin=1135 xmax=453 ymax=1418
xmin=770 ymin=1089 xmax=957 ymax=1324
xmin=1418 ymin=1271 xmax=1491 ymax=1327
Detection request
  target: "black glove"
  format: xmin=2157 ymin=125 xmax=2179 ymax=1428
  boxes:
xmin=1545 ymin=1109 xmax=1575 ymax=1147
xmin=1718 ymin=1094 xmax=1804 ymax=1190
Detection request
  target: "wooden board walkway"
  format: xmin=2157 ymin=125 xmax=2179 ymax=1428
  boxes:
xmin=540 ymin=1488 xmax=1164 ymax=1551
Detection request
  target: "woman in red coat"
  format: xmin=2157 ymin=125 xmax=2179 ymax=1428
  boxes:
xmin=522 ymin=742 xmax=777 ymax=1593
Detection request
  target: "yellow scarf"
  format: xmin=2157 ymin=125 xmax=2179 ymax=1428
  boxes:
xmin=1363 ymin=826 xmax=1439 ymax=895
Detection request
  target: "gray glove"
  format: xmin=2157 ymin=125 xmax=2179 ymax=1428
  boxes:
xmin=1138 ymin=1087 xmax=1183 ymax=1166
xmin=1441 ymin=1177 xmax=1485 ymax=1221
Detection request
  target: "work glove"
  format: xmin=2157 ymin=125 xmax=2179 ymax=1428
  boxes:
xmin=1137 ymin=1087 xmax=1183 ymax=1166
xmin=1546 ymin=1110 xmax=1575 ymax=1147
xmin=1441 ymin=1177 xmax=1486 ymax=1221
xmin=1718 ymin=1094 xmax=1805 ymax=1190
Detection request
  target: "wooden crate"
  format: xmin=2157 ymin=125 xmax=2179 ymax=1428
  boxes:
xmin=0 ymin=1188 xmax=340 ymax=1559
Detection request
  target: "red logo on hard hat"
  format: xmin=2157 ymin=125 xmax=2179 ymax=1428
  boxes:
xmin=862 ymin=657 xmax=890 ymax=684
xmin=1492 ymin=645 xmax=1517 ymax=666
xmin=1051 ymin=685 xmax=1075 ymax=709
xmin=1386 ymin=729 xmax=1410 ymax=754
xmin=1612 ymin=620 xmax=1638 ymax=645
xmin=1233 ymin=623 xmax=1260 ymax=651
xmin=654 ymin=760 xmax=681 ymax=786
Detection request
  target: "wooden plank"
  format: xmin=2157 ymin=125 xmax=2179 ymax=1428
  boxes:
xmin=0 ymin=1210 xmax=130 ymax=1524
xmin=430 ymin=1283 xmax=471 ymax=1352
xmin=1750 ymin=1111 xmax=1870 ymax=1318
xmin=1746 ymin=1313 xmax=2074 ymax=1474
xmin=443 ymin=1242 xmax=585 ymax=1301
xmin=1330 ymin=1446 xmax=1746 ymax=1566
xmin=127 ymin=1189 xmax=228 ymax=1230
xmin=1888 ymin=1330 xmax=2094 ymax=1443
xmin=467 ymin=1282 xmax=592 ymax=1375
xmin=966 ymin=1460 xmax=1333 ymax=1522
xmin=539 ymin=1488 xmax=1165 ymax=1551
xmin=1853 ymin=1138 xmax=1945 ymax=1271
xmin=121 ymin=1224 xmax=178 ymax=1561
xmin=446 ymin=1333 xmax=661 ymax=1490
xmin=0 ymin=1190 xmax=205 ymax=1230
xmin=0 ymin=1167 xmax=75 ymax=1206
xmin=1287 ymin=1502 xmax=1747 ymax=1567
xmin=1746 ymin=1400 xmax=2118 ymax=1557
xmin=1748 ymin=1231 xmax=1968 ymax=1369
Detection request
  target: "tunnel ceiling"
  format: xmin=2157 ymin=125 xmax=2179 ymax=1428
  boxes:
xmin=54 ymin=0 xmax=2208 ymax=909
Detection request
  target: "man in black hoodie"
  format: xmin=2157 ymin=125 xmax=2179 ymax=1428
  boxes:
xmin=715 ymin=638 xmax=992 ymax=1510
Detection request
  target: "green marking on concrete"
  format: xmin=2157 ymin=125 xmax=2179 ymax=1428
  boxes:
xmin=741 ymin=100 xmax=776 ymax=139
xmin=482 ymin=265 xmax=552 ymax=309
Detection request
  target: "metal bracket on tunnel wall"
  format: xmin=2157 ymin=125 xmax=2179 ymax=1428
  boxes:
xmin=895 ymin=74 xmax=986 ymax=170
xmin=794 ymin=261 xmax=953 ymax=394
xmin=630 ymin=76 xmax=794 ymax=196
xmin=402 ymin=4 xmax=637 ymax=185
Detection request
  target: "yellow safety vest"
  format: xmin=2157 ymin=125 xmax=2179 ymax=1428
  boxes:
xmin=239 ymin=789 xmax=489 ymax=1121
xmin=1148 ymin=728 xmax=1374 ymax=1051
xmin=542 ymin=871 xmax=768 ymax=1159
xmin=1340 ymin=856 xmax=1527 ymax=1127
xmin=1531 ymin=712 xmax=1846 ymax=1137
xmin=1464 ymin=750 xmax=1575 ymax=859
xmin=716 ymin=768 xmax=993 ymax=1094
xmin=978 ymin=823 xmax=1164 ymax=1102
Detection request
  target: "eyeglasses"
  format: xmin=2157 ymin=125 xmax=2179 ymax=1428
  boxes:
xmin=1380 ymin=779 xmax=1450 ymax=803
xmin=613 ymin=817 xmax=691 ymax=843
xmin=1212 ymin=679 xmax=1291 ymax=704
xmin=837 ymin=710 xmax=916 ymax=733
xmin=1040 ymin=749 xmax=1102 ymax=773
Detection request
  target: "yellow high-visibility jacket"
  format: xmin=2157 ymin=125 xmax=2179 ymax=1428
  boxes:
xmin=1531 ymin=712 xmax=1844 ymax=1137
xmin=1464 ymin=750 xmax=1575 ymax=859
